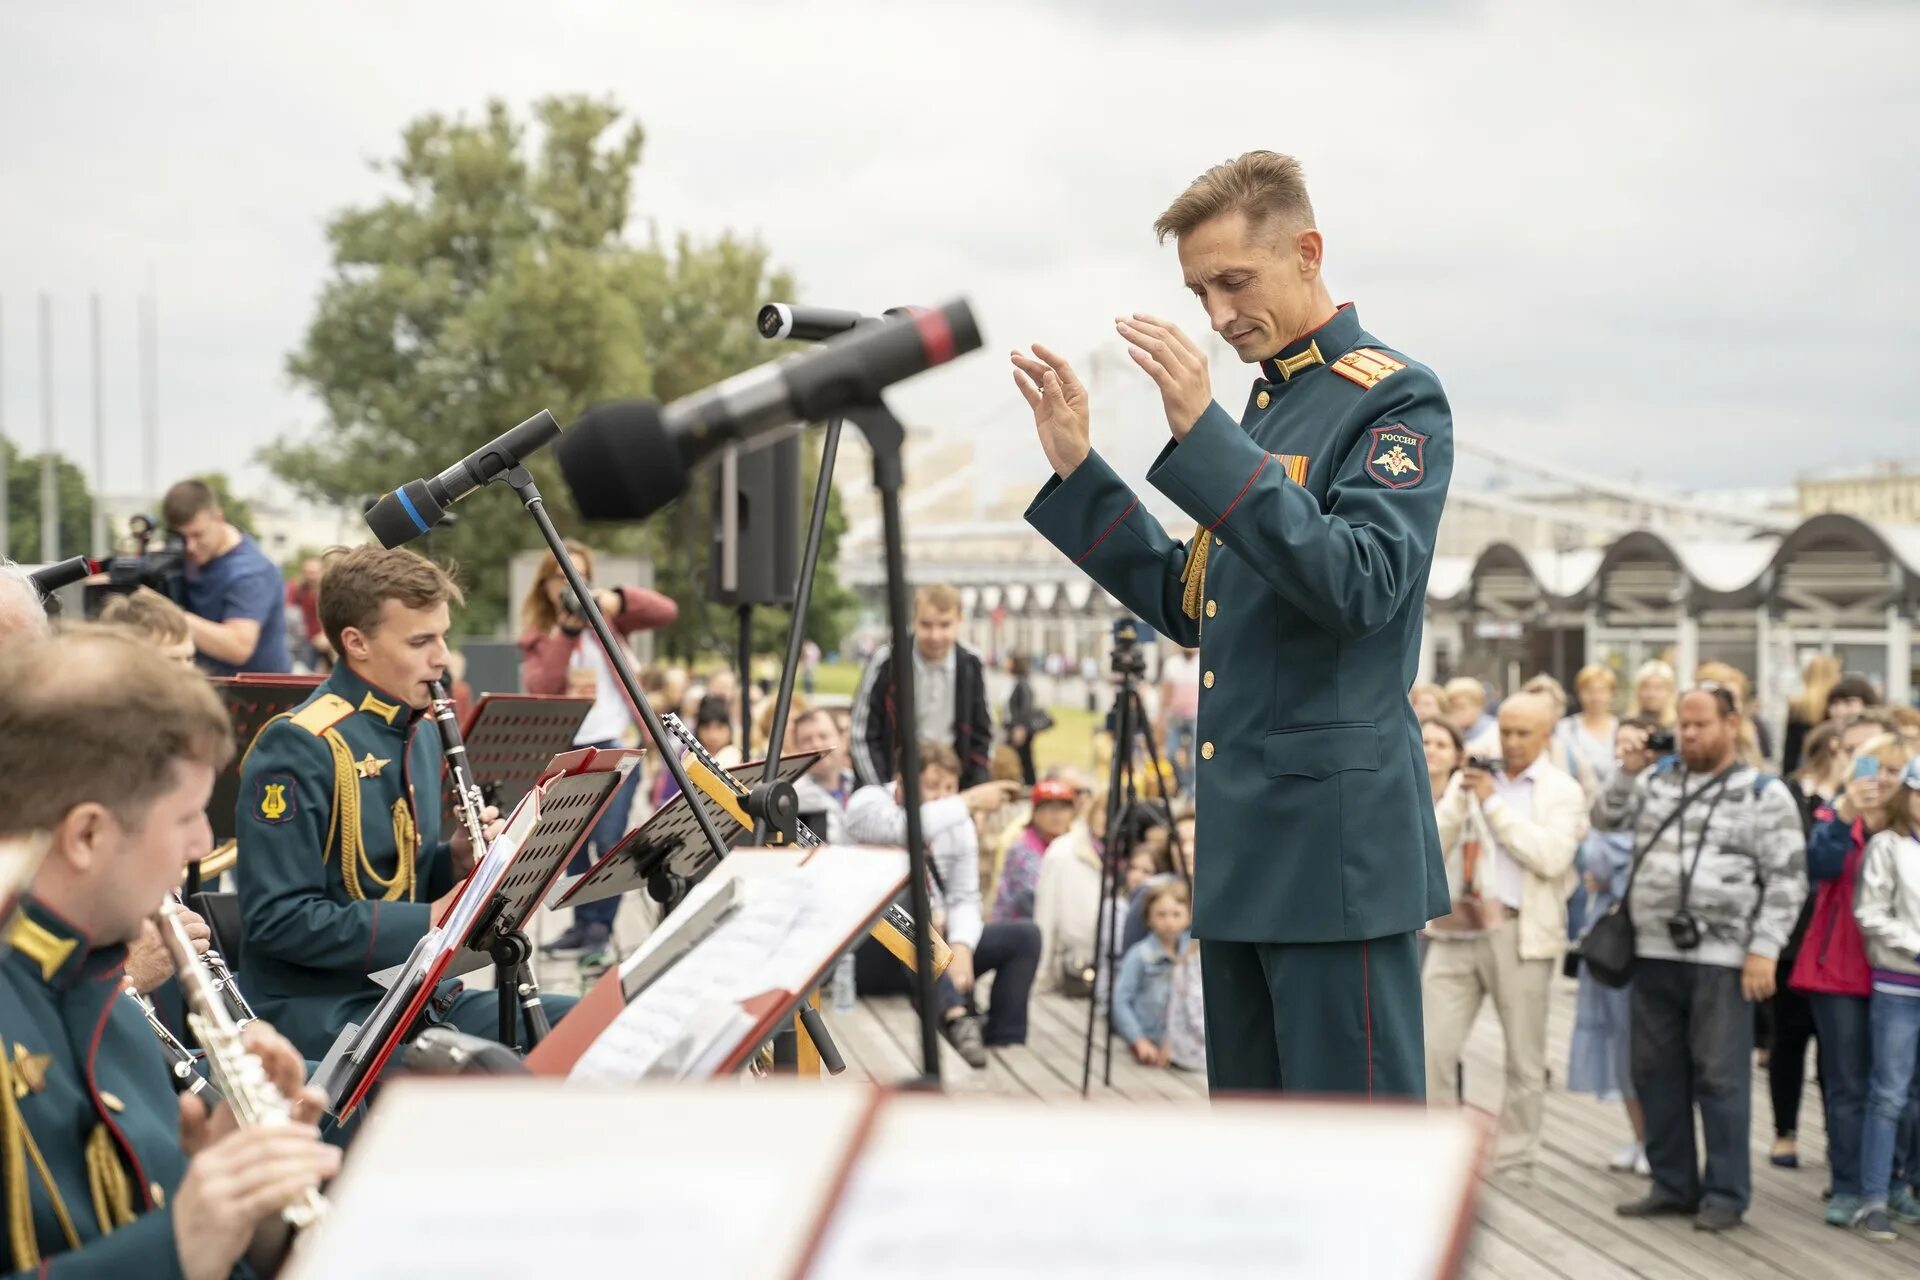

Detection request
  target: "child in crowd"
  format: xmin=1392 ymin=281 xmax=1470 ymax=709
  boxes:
xmin=1113 ymin=879 xmax=1205 ymax=1071
xmin=1850 ymin=758 xmax=1920 ymax=1243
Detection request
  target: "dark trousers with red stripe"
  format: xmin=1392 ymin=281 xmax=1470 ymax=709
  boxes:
xmin=1199 ymin=933 xmax=1424 ymax=1098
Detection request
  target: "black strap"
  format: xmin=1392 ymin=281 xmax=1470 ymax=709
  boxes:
xmin=1676 ymin=772 xmax=1739 ymax=910
xmin=1619 ymin=764 xmax=1741 ymax=905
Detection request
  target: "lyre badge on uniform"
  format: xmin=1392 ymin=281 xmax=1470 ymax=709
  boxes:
xmin=1364 ymin=424 xmax=1427 ymax=490
xmin=256 ymin=773 xmax=296 ymax=824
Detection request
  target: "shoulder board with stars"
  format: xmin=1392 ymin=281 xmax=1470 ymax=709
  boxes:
xmin=1329 ymin=348 xmax=1407 ymax=391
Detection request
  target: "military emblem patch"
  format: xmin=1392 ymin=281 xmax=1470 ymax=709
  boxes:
xmin=1364 ymin=424 xmax=1426 ymax=490
xmin=256 ymin=773 xmax=295 ymax=824
xmin=10 ymin=1043 xmax=50 ymax=1096
xmin=354 ymin=753 xmax=390 ymax=780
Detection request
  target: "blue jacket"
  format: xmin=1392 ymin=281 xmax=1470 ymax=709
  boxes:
xmin=1112 ymin=931 xmax=1193 ymax=1045
xmin=1027 ymin=304 xmax=1453 ymax=943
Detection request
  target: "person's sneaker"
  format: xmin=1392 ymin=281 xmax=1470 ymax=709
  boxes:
xmin=1855 ymin=1205 xmax=1897 ymax=1243
xmin=1889 ymin=1186 xmax=1920 ymax=1224
xmin=1634 ymin=1149 xmax=1651 ymax=1177
xmin=1606 ymin=1142 xmax=1644 ymax=1172
xmin=1692 ymin=1204 xmax=1742 ymax=1232
xmin=1616 ymin=1195 xmax=1698 ymax=1218
xmin=941 ymin=1014 xmax=989 ymax=1069
xmin=540 ymin=921 xmax=595 ymax=955
xmin=1827 ymin=1193 xmax=1865 ymax=1228
xmin=574 ymin=923 xmax=613 ymax=963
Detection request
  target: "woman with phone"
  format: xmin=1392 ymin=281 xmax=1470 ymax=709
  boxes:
xmin=1790 ymin=724 xmax=1915 ymax=1228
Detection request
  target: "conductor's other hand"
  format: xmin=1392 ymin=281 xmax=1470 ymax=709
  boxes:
xmin=1011 ymin=345 xmax=1091 ymax=480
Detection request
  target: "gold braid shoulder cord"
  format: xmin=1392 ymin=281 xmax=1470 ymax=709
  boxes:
xmin=238 ymin=714 xmax=415 ymax=903
xmin=1 ymin=1043 xmax=90 ymax=1264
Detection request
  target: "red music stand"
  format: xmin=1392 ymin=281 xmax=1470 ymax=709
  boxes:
xmin=315 ymin=746 xmax=639 ymax=1119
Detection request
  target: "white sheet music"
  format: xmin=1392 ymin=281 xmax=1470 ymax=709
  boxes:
xmin=806 ymin=1096 xmax=1485 ymax=1280
xmin=569 ymin=849 xmax=908 ymax=1084
xmin=285 ymin=1081 xmax=873 ymax=1280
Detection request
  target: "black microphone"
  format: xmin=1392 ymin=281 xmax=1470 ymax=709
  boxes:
xmin=363 ymin=409 xmax=561 ymax=549
xmin=757 ymin=303 xmax=869 ymax=342
xmin=26 ymin=557 xmax=94 ymax=599
xmin=559 ymin=298 xmax=979 ymax=522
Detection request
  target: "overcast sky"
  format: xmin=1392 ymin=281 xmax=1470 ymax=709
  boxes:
xmin=2 ymin=0 xmax=1915 ymax=509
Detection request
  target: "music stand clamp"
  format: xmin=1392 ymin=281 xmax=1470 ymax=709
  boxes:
xmin=469 ymin=893 xmax=551 ymax=1051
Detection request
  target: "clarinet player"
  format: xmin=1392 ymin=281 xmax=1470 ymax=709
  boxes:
xmin=0 ymin=625 xmax=337 ymax=1278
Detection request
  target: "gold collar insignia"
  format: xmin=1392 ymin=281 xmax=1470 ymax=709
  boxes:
xmin=357 ymin=691 xmax=402 ymax=725
xmin=354 ymin=753 xmax=391 ymax=780
xmin=1273 ymin=340 xmax=1324 ymax=382
xmin=5 ymin=915 xmax=76 ymax=983
xmin=10 ymin=1044 xmax=51 ymax=1096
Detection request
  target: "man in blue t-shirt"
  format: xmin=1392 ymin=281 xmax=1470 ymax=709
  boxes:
xmin=161 ymin=478 xmax=291 ymax=675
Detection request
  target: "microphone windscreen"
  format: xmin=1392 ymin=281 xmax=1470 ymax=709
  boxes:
xmin=364 ymin=479 xmax=444 ymax=549
xmin=557 ymin=400 xmax=688 ymax=521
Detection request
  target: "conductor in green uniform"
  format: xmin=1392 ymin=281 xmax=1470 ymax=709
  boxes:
xmin=236 ymin=546 xmax=575 ymax=1062
xmin=1013 ymin=151 xmax=1453 ymax=1097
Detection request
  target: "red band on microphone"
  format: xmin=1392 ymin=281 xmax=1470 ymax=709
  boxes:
xmin=913 ymin=311 xmax=956 ymax=367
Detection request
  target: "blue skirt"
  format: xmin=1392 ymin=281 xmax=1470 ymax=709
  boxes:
xmin=1568 ymin=962 xmax=1634 ymax=1102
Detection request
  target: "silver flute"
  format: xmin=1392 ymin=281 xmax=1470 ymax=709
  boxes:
xmin=173 ymin=891 xmax=258 ymax=1028
xmin=155 ymin=895 xmax=328 ymax=1229
xmin=124 ymin=986 xmax=222 ymax=1106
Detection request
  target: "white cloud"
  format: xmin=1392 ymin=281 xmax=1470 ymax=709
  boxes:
xmin=0 ymin=0 xmax=1913 ymax=510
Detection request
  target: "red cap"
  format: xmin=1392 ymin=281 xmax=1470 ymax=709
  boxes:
xmin=1031 ymin=780 xmax=1078 ymax=806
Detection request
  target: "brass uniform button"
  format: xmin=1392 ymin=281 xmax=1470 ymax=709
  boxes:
xmin=1256 ymin=390 xmax=1271 ymax=409
xmin=149 ymin=1183 xmax=165 ymax=1208
xmin=1203 ymin=671 xmax=1215 ymax=689
xmin=1205 ymin=600 xmax=1217 ymax=619
xmin=100 ymin=1091 xmax=125 ymax=1114
xmin=1201 ymin=742 xmax=1215 ymax=760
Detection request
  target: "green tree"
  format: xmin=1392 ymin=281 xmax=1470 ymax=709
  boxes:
xmin=270 ymin=95 xmax=833 ymax=646
xmin=198 ymin=472 xmax=257 ymax=536
xmin=3 ymin=442 xmax=93 ymax=562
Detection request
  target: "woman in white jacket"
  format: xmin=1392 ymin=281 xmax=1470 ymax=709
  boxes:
xmin=1033 ymin=789 xmax=1109 ymax=994
xmin=1850 ymin=759 xmax=1920 ymax=1242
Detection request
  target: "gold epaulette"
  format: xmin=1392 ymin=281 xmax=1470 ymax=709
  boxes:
xmin=1329 ymin=348 xmax=1407 ymax=391
xmin=1180 ymin=523 xmax=1211 ymax=621
xmin=288 ymin=694 xmax=356 ymax=737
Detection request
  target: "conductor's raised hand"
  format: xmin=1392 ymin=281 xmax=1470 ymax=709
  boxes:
xmin=1010 ymin=345 xmax=1091 ymax=479
xmin=1117 ymin=314 xmax=1213 ymax=441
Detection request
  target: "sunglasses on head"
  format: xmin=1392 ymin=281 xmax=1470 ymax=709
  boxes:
xmin=1689 ymin=682 xmax=1739 ymax=715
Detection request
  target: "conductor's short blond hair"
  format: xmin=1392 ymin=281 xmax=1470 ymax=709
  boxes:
xmin=1153 ymin=151 xmax=1316 ymax=245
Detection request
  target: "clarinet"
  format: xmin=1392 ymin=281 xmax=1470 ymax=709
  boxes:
xmin=124 ymin=986 xmax=223 ymax=1106
xmin=154 ymin=896 xmax=328 ymax=1229
xmin=428 ymin=680 xmax=488 ymax=853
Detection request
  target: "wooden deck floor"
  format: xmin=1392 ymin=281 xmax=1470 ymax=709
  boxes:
xmin=824 ymin=977 xmax=1920 ymax=1280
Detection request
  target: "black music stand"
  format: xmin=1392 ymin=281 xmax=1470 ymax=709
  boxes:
xmin=203 ymin=675 xmax=321 ymax=891
xmin=439 ymin=693 xmax=591 ymax=830
xmin=315 ymin=746 xmax=638 ymax=1119
xmin=548 ymin=740 xmax=823 ymax=911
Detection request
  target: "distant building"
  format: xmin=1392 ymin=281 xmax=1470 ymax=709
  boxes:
xmin=1799 ymin=462 xmax=1920 ymax=525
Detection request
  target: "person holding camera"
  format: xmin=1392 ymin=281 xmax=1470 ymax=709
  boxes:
xmin=518 ymin=540 xmax=677 ymax=958
xmin=1600 ymin=684 xmax=1808 ymax=1232
xmin=161 ymin=478 xmax=292 ymax=675
xmin=1422 ymin=692 xmax=1588 ymax=1176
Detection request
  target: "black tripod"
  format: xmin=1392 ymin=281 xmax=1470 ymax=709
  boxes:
xmin=1080 ymin=620 xmax=1187 ymax=1096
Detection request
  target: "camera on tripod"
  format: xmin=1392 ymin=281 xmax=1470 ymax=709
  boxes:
xmin=1109 ymin=616 xmax=1148 ymax=679
xmin=83 ymin=514 xmax=186 ymax=616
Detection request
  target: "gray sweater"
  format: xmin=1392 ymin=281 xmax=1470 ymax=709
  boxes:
xmin=1591 ymin=759 xmax=1806 ymax=970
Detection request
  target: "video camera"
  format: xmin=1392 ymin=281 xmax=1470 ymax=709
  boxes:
xmin=1109 ymin=616 xmax=1148 ymax=680
xmin=83 ymin=515 xmax=185 ymax=617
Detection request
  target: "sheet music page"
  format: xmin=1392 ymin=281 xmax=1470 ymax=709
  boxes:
xmin=807 ymin=1096 xmax=1484 ymax=1280
xmin=569 ymin=850 xmax=907 ymax=1084
xmin=286 ymin=1080 xmax=874 ymax=1280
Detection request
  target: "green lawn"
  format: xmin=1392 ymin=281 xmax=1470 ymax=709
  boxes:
xmin=811 ymin=661 xmax=1100 ymax=772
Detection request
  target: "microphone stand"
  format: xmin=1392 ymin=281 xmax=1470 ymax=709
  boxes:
xmin=496 ymin=467 xmax=734 ymax=873
xmin=837 ymin=402 xmax=942 ymax=1085
xmin=758 ymin=419 xmax=841 ymax=808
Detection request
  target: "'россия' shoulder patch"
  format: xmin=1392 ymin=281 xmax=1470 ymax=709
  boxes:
xmin=1364 ymin=425 xmax=1427 ymax=490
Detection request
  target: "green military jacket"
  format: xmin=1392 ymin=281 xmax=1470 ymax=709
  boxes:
xmin=235 ymin=663 xmax=458 ymax=1060
xmin=0 ymin=899 xmax=207 ymax=1279
xmin=1027 ymin=304 xmax=1454 ymax=944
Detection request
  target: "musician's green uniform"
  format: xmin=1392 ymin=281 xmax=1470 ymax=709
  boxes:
xmin=235 ymin=664 xmax=573 ymax=1062
xmin=1027 ymin=305 xmax=1452 ymax=1097
xmin=0 ymin=900 xmax=207 ymax=1278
